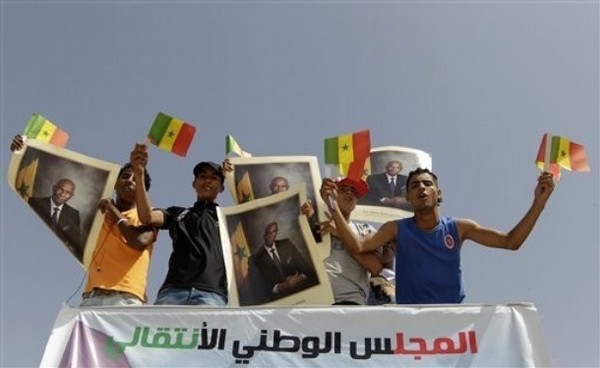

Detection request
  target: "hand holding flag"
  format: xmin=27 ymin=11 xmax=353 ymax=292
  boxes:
xmin=535 ymin=133 xmax=590 ymax=180
xmin=23 ymin=113 xmax=69 ymax=148
xmin=148 ymin=112 xmax=196 ymax=157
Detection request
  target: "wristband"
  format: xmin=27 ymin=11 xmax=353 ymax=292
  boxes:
xmin=116 ymin=218 xmax=129 ymax=226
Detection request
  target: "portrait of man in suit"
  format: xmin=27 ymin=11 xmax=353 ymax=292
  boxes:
xmin=360 ymin=160 xmax=410 ymax=210
xmin=245 ymin=221 xmax=319 ymax=305
xmin=28 ymin=178 xmax=83 ymax=261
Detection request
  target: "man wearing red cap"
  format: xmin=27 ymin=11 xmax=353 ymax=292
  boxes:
xmin=320 ymin=177 xmax=387 ymax=305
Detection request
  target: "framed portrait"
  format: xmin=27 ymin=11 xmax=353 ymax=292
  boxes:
xmin=353 ymin=146 xmax=432 ymax=223
xmin=7 ymin=139 xmax=120 ymax=267
xmin=218 ymin=185 xmax=334 ymax=307
xmin=225 ymin=156 xmax=330 ymax=257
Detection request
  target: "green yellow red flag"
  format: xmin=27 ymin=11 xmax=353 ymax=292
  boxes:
xmin=324 ymin=129 xmax=371 ymax=180
xmin=535 ymin=133 xmax=590 ymax=180
xmin=22 ymin=113 xmax=69 ymax=148
xmin=148 ymin=112 xmax=196 ymax=157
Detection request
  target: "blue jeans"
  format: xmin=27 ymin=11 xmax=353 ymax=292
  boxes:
xmin=154 ymin=287 xmax=227 ymax=306
xmin=80 ymin=289 xmax=143 ymax=307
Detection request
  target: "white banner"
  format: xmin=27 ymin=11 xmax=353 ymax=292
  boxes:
xmin=41 ymin=303 xmax=551 ymax=367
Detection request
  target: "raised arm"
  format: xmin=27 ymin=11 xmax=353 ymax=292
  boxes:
xmin=320 ymin=178 xmax=396 ymax=254
xmin=460 ymin=171 xmax=555 ymax=250
xmin=98 ymin=199 xmax=156 ymax=250
xmin=130 ymin=143 xmax=165 ymax=227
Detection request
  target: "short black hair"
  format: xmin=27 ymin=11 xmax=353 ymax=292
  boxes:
xmin=406 ymin=168 xmax=438 ymax=190
xmin=119 ymin=163 xmax=151 ymax=191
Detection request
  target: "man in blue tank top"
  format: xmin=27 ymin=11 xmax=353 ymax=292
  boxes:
xmin=321 ymin=168 xmax=555 ymax=304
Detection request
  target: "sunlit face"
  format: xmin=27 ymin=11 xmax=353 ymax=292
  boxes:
xmin=115 ymin=167 xmax=136 ymax=201
xmin=337 ymin=185 xmax=358 ymax=214
xmin=51 ymin=179 xmax=75 ymax=205
xmin=385 ymin=161 xmax=402 ymax=176
xmin=406 ymin=173 xmax=439 ymax=209
xmin=263 ymin=223 xmax=278 ymax=245
xmin=269 ymin=177 xmax=289 ymax=194
xmin=193 ymin=167 xmax=222 ymax=201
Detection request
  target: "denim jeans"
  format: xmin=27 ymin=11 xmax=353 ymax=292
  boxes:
xmin=80 ymin=290 xmax=143 ymax=307
xmin=154 ymin=287 xmax=227 ymax=306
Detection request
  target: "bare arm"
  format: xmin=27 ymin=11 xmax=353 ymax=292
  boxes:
xmin=130 ymin=143 xmax=165 ymax=227
xmin=321 ymin=178 xmax=396 ymax=254
xmin=460 ymin=172 xmax=555 ymax=250
xmin=351 ymin=252 xmax=384 ymax=275
xmin=98 ymin=199 xmax=156 ymax=251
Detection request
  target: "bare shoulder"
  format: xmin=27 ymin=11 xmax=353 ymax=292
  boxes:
xmin=456 ymin=218 xmax=482 ymax=241
xmin=378 ymin=220 xmax=398 ymax=239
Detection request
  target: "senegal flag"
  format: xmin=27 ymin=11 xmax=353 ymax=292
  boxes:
xmin=148 ymin=112 xmax=196 ymax=157
xmin=535 ymin=133 xmax=590 ymax=180
xmin=15 ymin=150 xmax=40 ymax=201
xmin=231 ymin=222 xmax=251 ymax=288
xmin=324 ymin=129 xmax=371 ymax=180
xmin=23 ymin=114 xmax=69 ymax=147
xmin=236 ymin=171 xmax=255 ymax=204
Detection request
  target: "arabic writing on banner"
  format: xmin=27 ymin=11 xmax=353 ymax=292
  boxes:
xmin=104 ymin=325 xmax=478 ymax=363
xmin=42 ymin=304 xmax=551 ymax=367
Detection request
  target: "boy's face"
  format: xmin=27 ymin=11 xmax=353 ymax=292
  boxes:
xmin=193 ymin=167 xmax=222 ymax=201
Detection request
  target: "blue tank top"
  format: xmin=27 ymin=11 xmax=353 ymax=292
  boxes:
xmin=395 ymin=217 xmax=464 ymax=304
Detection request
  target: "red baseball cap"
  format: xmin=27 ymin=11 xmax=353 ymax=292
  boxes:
xmin=336 ymin=177 xmax=369 ymax=199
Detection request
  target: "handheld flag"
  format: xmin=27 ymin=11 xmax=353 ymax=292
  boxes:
xmin=226 ymin=135 xmax=252 ymax=157
xmin=535 ymin=133 xmax=590 ymax=180
xmin=23 ymin=113 xmax=69 ymax=148
xmin=148 ymin=112 xmax=196 ymax=157
xmin=324 ymin=129 xmax=371 ymax=180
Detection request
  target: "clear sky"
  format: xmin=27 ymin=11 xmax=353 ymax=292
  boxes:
xmin=1 ymin=2 xmax=598 ymax=367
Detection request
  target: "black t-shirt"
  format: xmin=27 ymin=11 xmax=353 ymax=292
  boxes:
xmin=158 ymin=200 xmax=227 ymax=297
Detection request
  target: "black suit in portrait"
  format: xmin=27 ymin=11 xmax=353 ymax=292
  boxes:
xmin=360 ymin=173 xmax=408 ymax=207
xmin=28 ymin=196 xmax=83 ymax=261
xmin=243 ymin=239 xmax=319 ymax=305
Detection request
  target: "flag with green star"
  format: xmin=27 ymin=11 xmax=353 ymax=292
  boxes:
xmin=236 ymin=171 xmax=255 ymax=204
xmin=148 ymin=112 xmax=196 ymax=157
xmin=23 ymin=113 xmax=69 ymax=147
xmin=535 ymin=133 xmax=590 ymax=180
xmin=231 ymin=221 xmax=251 ymax=287
xmin=15 ymin=150 xmax=39 ymax=201
xmin=324 ymin=129 xmax=371 ymax=180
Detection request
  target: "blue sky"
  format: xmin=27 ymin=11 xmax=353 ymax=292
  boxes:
xmin=1 ymin=2 xmax=598 ymax=367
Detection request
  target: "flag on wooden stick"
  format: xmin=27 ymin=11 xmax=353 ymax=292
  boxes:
xmin=324 ymin=129 xmax=371 ymax=180
xmin=148 ymin=112 xmax=196 ymax=157
xmin=535 ymin=133 xmax=590 ymax=180
xmin=23 ymin=113 xmax=69 ymax=147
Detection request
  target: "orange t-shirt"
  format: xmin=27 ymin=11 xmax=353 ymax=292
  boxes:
xmin=84 ymin=208 xmax=156 ymax=302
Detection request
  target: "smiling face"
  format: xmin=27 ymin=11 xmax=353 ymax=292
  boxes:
xmin=269 ymin=177 xmax=289 ymax=194
xmin=51 ymin=179 xmax=75 ymax=205
xmin=193 ymin=166 xmax=222 ymax=201
xmin=336 ymin=184 xmax=358 ymax=216
xmin=406 ymin=172 xmax=440 ymax=210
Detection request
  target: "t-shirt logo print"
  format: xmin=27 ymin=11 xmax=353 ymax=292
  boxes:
xmin=444 ymin=234 xmax=455 ymax=249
